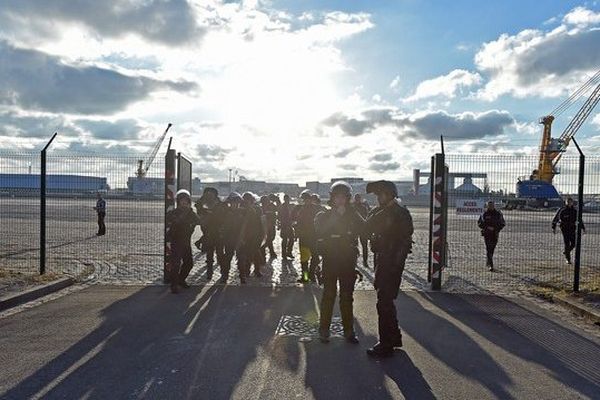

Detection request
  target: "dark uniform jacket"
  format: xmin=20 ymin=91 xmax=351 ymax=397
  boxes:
xmin=477 ymin=209 xmax=505 ymax=237
xmin=167 ymin=207 xmax=202 ymax=247
xmin=315 ymin=208 xmax=365 ymax=265
xmin=196 ymin=201 xmax=226 ymax=243
xmin=293 ymin=204 xmax=321 ymax=241
xmin=552 ymin=206 xmax=584 ymax=231
xmin=366 ymin=200 xmax=413 ymax=258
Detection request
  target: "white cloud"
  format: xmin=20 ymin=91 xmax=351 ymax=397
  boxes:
xmin=389 ymin=75 xmax=401 ymax=90
xmin=405 ymin=69 xmax=482 ymax=102
xmin=475 ymin=7 xmax=600 ymax=100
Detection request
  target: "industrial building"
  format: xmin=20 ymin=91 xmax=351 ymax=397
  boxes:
xmin=0 ymin=174 xmax=109 ymax=193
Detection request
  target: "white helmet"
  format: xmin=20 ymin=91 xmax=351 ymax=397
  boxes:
xmin=176 ymin=189 xmax=191 ymax=201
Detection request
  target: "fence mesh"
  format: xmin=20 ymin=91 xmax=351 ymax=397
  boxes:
xmin=0 ymin=152 xmax=41 ymax=275
xmin=443 ymin=153 xmax=600 ymax=293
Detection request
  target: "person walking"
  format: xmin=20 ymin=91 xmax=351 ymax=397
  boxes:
xmin=477 ymin=200 xmax=505 ymax=271
xmin=166 ymin=189 xmax=202 ymax=293
xmin=278 ymin=194 xmax=295 ymax=260
xmin=552 ymin=197 xmax=585 ymax=264
xmin=93 ymin=192 xmax=106 ymax=236
xmin=293 ymin=190 xmax=321 ymax=283
xmin=195 ymin=187 xmax=225 ymax=280
xmin=364 ymin=180 xmax=413 ymax=358
xmin=315 ymin=181 xmax=364 ymax=344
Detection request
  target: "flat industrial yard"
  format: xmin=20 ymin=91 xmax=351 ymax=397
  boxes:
xmin=1 ymin=197 xmax=599 ymax=292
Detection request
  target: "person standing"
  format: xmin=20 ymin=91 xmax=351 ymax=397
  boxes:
xmin=293 ymin=190 xmax=321 ymax=283
xmin=238 ymin=192 xmax=265 ymax=283
xmin=220 ymin=192 xmax=244 ymax=284
xmin=552 ymin=197 xmax=585 ymax=264
xmin=166 ymin=189 xmax=202 ymax=293
xmin=315 ymin=181 xmax=364 ymax=344
xmin=353 ymin=193 xmax=370 ymax=267
xmin=477 ymin=201 xmax=505 ymax=272
xmin=278 ymin=194 xmax=295 ymax=260
xmin=195 ymin=187 xmax=225 ymax=280
xmin=364 ymin=180 xmax=413 ymax=358
xmin=93 ymin=192 xmax=106 ymax=236
xmin=260 ymin=195 xmax=278 ymax=259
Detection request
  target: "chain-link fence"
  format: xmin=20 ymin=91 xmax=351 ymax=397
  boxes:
xmin=1 ymin=152 xmax=166 ymax=283
xmin=442 ymin=153 xmax=600 ymax=293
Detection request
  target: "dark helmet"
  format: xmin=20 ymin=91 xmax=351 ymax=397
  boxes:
xmin=330 ymin=181 xmax=352 ymax=198
xmin=300 ymin=189 xmax=312 ymax=200
xmin=242 ymin=192 xmax=256 ymax=203
xmin=260 ymin=195 xmax=269 ymax=204
xmin=226 ymin=192 xmax=242 ymax=203
xmin=312 ymin=193 xmax=321 ymax=204
xmin=366 ymin=180 xmax=397 ymax=197
xmin=269 ymin=193 xmax=279 ymax=202
xmin=176 ymin=189 xmax=191 ymax=201
xmin=202 ymin=187 xmax=218 ymax=197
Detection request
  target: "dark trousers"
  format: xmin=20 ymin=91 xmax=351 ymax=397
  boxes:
xmin=561 ymin=228 xmax=576 ymax=259
xmin=97 ymin=212 xmax=106 ymax=235
xmin=374 ymin=252 xmax=406 ymax=345
xmin=221 ymin=244 xmax=236 ymax=279
xmin=171 ymin=244 xmax=193 ymax=287
xmin=319 ymin=258 xmax=357 ymax=336
xmin=204 ymin=240 xmax=224 ymax=266
xmin=238 ymin=241 xmax=262 ymax=277
xmin=280 ymin=226 xmax=294 ymax=256
xmin=261 ymin=226 xmax=277 ymax=257
xmin=359 ymin=235 xmax=369 ymax=264
xmin=483 ymin=233 xmax=498 ymax=265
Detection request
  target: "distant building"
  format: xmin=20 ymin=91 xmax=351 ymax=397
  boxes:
xmin=0 ymin=174 xmax=108 ymax=192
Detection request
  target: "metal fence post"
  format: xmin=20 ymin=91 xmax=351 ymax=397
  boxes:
xmin=40 ymin=132 xmax=57 ymax=275
xmin=427 ymin=155 xmax=434 ymax=283
xmin=164 ymin=139 xmax=176 ymax=284
xmin=573 ymin=138 xmax=585 ymax=292
xmin=430 ymin=153 xmax=446 ymax=290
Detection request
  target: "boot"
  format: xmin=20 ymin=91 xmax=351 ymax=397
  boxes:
xmin=366 ymin=342 xmax=394 ymax=358
xmin=565 ymin=252 xmax=572 ymax=265
xmin=297 ymin=262 xmax=309 ymax=283
xmin=345 ymin=333 xmax=359 ymax=344
xmin=206 ymin=264 xmax=213 ymax=280
xmin=319 ymin=328 xmax=330 ymax=343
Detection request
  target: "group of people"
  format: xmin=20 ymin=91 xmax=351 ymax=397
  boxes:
xmin=166 ymin=180 xmax=414 ymax=357
xmin=477 ymin=197 xmax=585 ymax=271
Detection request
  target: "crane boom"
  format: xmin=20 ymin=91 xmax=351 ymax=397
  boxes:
xmin=532 ymin=74 xmax=600 ymax=183
xmin=136 ymin=123 xmax=172 ymax=178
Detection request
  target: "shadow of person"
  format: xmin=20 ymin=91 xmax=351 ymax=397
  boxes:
xmin=376 ymin=347 xmax=436 ymax=400
xmin=396 ymin=291 xmax=515 ymax=399
xmin=426 ymin=292 xmax=600 ymax=399
xmin=1 ymin=283 xmax=232 ymax=399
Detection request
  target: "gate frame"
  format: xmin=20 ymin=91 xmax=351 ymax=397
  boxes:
xmin=429 ymin=152 xmax=448 ymax=290
xmin=163 ymin=139 xmax=176 ymax=284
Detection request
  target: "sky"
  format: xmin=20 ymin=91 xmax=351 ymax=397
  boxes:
xmin=1 ymin=0 xmax=599 ymax=185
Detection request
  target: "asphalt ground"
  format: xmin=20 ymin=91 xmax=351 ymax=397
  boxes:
xmin=0 ymin=285 xmax=599 ymax=400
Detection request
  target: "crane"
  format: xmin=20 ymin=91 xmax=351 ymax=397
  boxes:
xmin=516 ymin=69 xmax=600 ymax=206
xmin=136 ymin=123 xmax=172 ymax=178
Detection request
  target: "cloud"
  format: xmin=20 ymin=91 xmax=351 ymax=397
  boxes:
xmin=405 ymin=69 xmax=482 ymax=101
xmin=0 ymin=41 xmax=197 ymax=115
xmin=0 ymin=111 xmax=74 ymax=138
xmin=0 ymin=0 xmax=205 ymax=46
xmin=369 ymin=161 xmax=400 ymax=172
xmin=474 ymin=7 xmax=600 ymax=100
xmin=370 ymin=153 xmax=393 ymax=162
xmin=195 ymin=144 xmax=231 ymax=162
xmin=322 ymin=108 xmax=515 ymax=140
xmin=75 ymin=119 xmax=144 ymax=140
xmin=332 ymin=146 xmax=359 ymax=158
xmin=389 ymin=75 xmax=401 ymax=90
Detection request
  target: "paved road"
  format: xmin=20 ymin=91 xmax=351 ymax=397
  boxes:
xmin=1 ymin=286 xmax=599 ymax=399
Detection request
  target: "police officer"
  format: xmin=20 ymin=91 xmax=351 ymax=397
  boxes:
xmin=166 ymin=189 xmax=202 ymax=293
xmin=293 ymin=189 xmax=321 ymax=283
xmin=365 ymin=180 xmax=413 ymax=357
xmin=278 ymin=194 xmax=295 ymax=260
xmin=260 ymin=195 xmax=278 ymax=259
xmin=353 ymin=193 xmax=370 ymax=267
xmin=93 ymin=192 xmax=106 ymax=236
xmin=220 ymin=192 xmax=244 ymax=284
xmin=239 ymin=192 xmax=265 ymax=283
xmin=315 ymin=181 xmax=364 ymax=344
xmin=552 ymin=197 xmax=585 ymax=264
xmin=195 ymin=187 xmax=225 ymax=280
xmin=477 ymin=200 xmax=505 ymax=271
